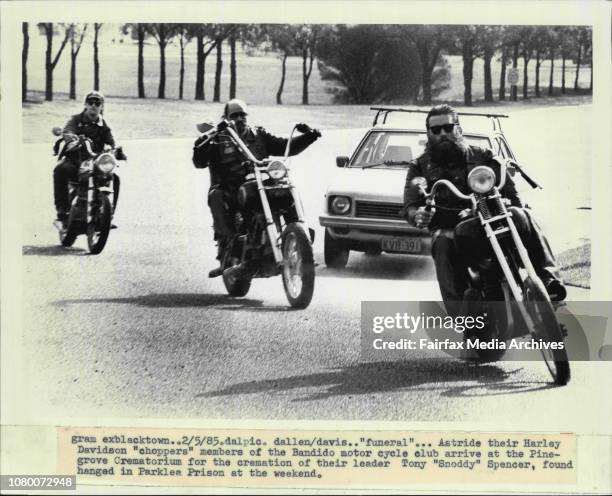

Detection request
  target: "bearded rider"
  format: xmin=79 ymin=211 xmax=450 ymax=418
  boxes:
xmin=53 ymin=91 xmax=125 ymax=230
xmin=192 ymin=98 xmax=321 ymax=278
xmin=403 ymin=104 xmax=566 ymax=316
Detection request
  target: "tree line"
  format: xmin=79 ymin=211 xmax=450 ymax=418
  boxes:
xmin=22 ymin=23 xmax=592 ymax=106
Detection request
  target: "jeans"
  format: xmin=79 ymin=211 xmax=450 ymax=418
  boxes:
xmin=53 ymin=158 xmax=79 ymax=215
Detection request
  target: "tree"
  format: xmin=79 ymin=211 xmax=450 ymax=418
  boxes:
xmin=558 ymin=27 xmax=576 ymax=95
xmin=213 ymin=35 xmax=224 ymax=102
xmin=229 ymin=29 xmax=238 ymax=99
xmin=264 ymin=24 xmax=299 ymax=105
xmin=574 ymin=27 xmax=591 ymax=92
xmin=93 ymin=23 xmax=102 ymax=91
xmin=402 ymin=25 xmax=448 ymax=105
xmin=22 ymin=22 xmax=29 ymax=102
xmin=480 ymin=26 xmax=501 ymax=103
xmin=449 ymin=26 xmax=482 ymax=106
xmin=173 ymin=24 xmax=193 ymax=100
xmin=210 ymin=25 xmax=238 ymax=102
xmin=547 ymin=28 xmax=559 ymax=96
xmin=192 ymin=24 xmax=222 ymax=101
xmin=294 ymin=25 xmax=321 ymax=105
xmin=532 ymin=27 xmax=552 ymax=98
xmin=120 ymin=23 xmax=146 ymax=98
xmin=137 ymin=24 xmax=146 ymax=98
xmin=146 ymin=23 xmax=177 ymax=99
xmin=38 ymin=23 xmax=70 ymax=101
xmin=67 ymin=23 xmax=88 ymax=100
xmin=519 ymin=27 xmax=536 ymax=99
xmin=317 ymin=25 xmax=422 ymax=104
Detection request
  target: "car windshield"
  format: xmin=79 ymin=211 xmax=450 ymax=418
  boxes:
xmin=350 ymin=131 xmax=492 ymax=168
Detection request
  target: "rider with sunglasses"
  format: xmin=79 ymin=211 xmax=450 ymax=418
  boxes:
xmin=53 ymin=91 xmax=122 ymax=227
xmin=403 ymin=104 xmax=566 ymax=310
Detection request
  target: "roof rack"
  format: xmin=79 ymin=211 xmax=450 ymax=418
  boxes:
xmin=370 ymin=106 xmax=509 ymax=133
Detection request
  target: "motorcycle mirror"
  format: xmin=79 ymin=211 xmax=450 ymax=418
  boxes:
xmin=196 ymin=122 xmax=214 ymax=133
xmin=52 ymin=126 xmax=63 ymax=136
xmin=411 ymin=176 xmax=428 ymax=190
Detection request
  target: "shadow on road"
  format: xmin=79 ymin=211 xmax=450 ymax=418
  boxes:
xmin=199 ymin=359 xmax=555 ymax=402
xmin=53 ymin=293 xmax=267 ymax=309
xmin=23 ymin=245 xmax=87 ymax=256
xmin=315 ymin=253 xmax=434 ymax=281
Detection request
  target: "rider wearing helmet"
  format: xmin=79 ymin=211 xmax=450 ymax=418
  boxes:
xmin=193 ymin=98 xmax=322 ymax=277
xmin=53 ymin=91 xmax=119 ymax=227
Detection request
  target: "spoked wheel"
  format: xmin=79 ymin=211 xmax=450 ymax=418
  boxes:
xmin=282 ymin=223 xmax=315 ymax=309
xmin=523 ymin=277 xmax=570 ymax=386
xmin=462 ymin=286 xmax=509 ymax=363
xmin=221 ymin=238 xmax=252 ymax=297
xmin=86 ymin=195 xmax=112 ymax=254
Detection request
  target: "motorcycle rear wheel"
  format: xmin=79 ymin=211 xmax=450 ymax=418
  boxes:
xmin=282 ymin=223 xmax=315 ymax=309
xmin=523 ymin=277 xmax=570 ymax=386
xmin=86 ymin=195 xmax=111 ymax=254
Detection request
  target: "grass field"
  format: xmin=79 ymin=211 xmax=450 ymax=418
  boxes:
xmin=23 ymin=24 xmax=593 ymax=106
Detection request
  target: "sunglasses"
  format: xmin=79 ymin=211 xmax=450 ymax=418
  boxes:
xmin=229 ymin=112 xmax=246 ymax=119
xmin=429 ymin=124 xmax=456 ymax=135
xmin=86 ymin=99 xmax=102 ymax=107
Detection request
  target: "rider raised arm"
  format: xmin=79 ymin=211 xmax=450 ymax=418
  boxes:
xmin=192 ymin=98 xmax=321 ymax=278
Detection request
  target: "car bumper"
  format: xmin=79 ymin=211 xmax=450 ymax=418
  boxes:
xmin=319 ymin=215 xmax=431 ymax=254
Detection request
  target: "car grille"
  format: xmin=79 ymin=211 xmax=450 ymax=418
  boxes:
xmin=355 ymin=201 xmax=404 ymax=220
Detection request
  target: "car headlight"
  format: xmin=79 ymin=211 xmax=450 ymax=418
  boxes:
xmin=468 ymin=166 xmax=496 ymax=194
xmin=267 ymin=160 xmax=287 ymax=180
xmin=95 ymin=153 xmax=117 ymax=174
xmin=330 ymin=195 xmax=351 ymax=215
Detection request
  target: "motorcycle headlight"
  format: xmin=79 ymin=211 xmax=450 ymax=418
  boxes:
xmin=330 ymin=195 xmax=351 ymax=215
xmin=267 ymin=160 xmax=287 ymax=180
xmin=468 ymin=166 xmax=496 ymax=194
xmin=95 ymin=153 xmax=117 ymax=174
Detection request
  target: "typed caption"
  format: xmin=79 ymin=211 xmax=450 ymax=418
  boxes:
xmin=57 ymin=427 xmax=576 ymax=487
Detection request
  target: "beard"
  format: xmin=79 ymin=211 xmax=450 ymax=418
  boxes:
xmin=427 ymin=136 xmax=468 ymax=165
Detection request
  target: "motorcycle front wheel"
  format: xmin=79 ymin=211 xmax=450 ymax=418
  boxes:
xmin=86 ymin=194 xmax=112 ymax=254
xmin=523 ymin=277 xmax=570 ymax=386
xmin=59 ymin=208 xmax=78 ymax=247
xmin=281 ymin=223 xmax=315 ymax=309
xmin=221 ymin=239 xmax=252 ymax=297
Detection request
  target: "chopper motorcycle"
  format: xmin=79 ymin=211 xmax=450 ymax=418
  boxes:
xmin=412 ymin=160 xmax=570 ymax=385
xmin=196 ymin=120 xmax=316 ymax=309
xmin=52 ymin=127 xmax=126 ymax=254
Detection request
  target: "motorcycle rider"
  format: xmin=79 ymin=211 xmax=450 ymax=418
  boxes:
xmin=403 ymin=104 xmax=566 ymax=315
xmin=192 ymin=98 xmax=321 ymax=278
xmin=53 ymin=91 xmax=125 ymax=230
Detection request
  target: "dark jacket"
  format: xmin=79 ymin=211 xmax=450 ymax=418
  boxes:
xmin=62 ymin=111 xmax=115 ymax=154
xmin=192 ymin=126 xmax=319 ymax=188
xmin=403 ymin=145 xmax=522 ymax=230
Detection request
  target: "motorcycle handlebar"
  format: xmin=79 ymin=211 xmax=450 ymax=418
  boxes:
xmin=428 ymin=179 xmax=473 ymax=202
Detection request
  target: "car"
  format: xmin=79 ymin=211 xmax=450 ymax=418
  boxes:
xmin=318 ymin=107 xmax=520 ymax=268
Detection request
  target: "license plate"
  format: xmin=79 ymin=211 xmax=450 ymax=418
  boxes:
xmin=381 ymin=237 xmax=422 ymax=253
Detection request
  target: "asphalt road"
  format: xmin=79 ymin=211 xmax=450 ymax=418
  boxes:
xmin=18 ymin=111 xmax=606 ymax=429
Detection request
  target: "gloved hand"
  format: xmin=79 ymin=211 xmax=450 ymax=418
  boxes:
xmin=296 ymin=122 xmax=322 ymax=138
xmin=414 ymin=206 xmax=436 ymax=229
xmin=115 ymin=146 xmax=127 ymax=161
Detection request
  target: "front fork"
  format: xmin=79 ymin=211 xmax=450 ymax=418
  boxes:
xmin=254 ymin=173 xmax=307 ymax=265
xmin=480 ymin=199 xmax=547 ymax=334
